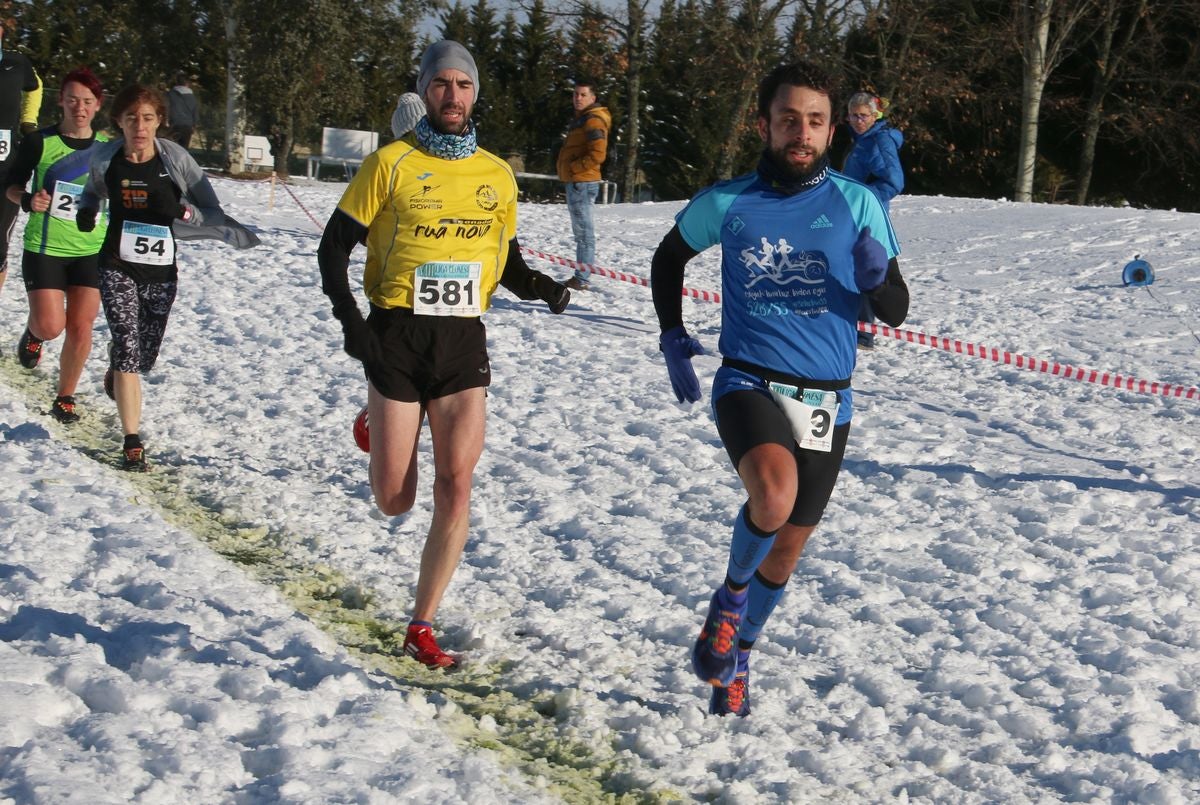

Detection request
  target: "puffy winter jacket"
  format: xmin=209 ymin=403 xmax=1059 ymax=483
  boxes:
xmin=556 ymin=104 xmax=611 ymax=183
xmin=842 ymin=120 xmax=904 ymax=210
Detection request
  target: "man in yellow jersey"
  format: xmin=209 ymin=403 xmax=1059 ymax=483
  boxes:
xmin=318 ymin=41 xmax=529 ymax=669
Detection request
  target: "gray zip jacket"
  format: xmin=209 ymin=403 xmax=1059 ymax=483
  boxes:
xmin=80 ymin=136 xmax=260 ymax=249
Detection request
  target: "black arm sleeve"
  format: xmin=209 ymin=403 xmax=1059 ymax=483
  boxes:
xmin=650 ymin=225 xmax=700 ymax=332
xmin=498 ymin=238 xmax=539 ymax=300
xmin=5 ymin=130 xmax=44 ymax=193
xmin=867 ymin=257 xmax=909 ymax=327
xmin=317 ymin=208 xmax=369 ymax=318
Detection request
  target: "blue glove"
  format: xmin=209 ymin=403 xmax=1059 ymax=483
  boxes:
xmin=852 ymin=227 xmax=888 ymax=291
xmin=659 ymin=325 xmax=704 ymax=403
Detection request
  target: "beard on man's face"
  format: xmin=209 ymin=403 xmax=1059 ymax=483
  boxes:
xmin=765 ymin=135 xmax=827 ymax=182
xmin=428 ymin=100 xmax=471 ymax=135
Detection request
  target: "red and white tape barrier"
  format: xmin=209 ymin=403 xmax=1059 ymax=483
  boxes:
xmin=522 ymin=246 xmax=1196 ymax=401
xmin=518 ymin=246 xmax=721 ymax=303
xmin=860 ymin=323 xmax=1198 ymax=400
xmin=280 ymin=181 xmax=328 ymax=233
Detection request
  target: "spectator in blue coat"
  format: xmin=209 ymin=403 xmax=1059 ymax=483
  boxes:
xmin=842 ymin=92 xmax=903 ymax=349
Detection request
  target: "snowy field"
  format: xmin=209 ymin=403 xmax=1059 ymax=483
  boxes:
xmin=1 ymin=171 xmax=1198 ymax=804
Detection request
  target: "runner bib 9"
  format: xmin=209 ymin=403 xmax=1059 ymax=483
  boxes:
xmin=767 ymin=382 xmax=840 ymax=452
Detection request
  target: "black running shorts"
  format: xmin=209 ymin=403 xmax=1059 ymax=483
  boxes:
xmin=366 ymin=305 xmax=491 ymax=404
xmin=714 ymin=388 xmax=850 ymax=527
xmin=22 ymin=251 xmax=102 ymax=291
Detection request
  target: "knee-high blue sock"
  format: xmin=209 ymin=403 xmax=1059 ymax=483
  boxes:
xmin=726 ymin=504 xmax=776 ymax=589
xmin=739 ymin=570 xmax=787 ymax=648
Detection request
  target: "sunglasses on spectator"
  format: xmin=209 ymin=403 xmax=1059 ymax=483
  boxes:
xmin=848 ymin=113 xmax=874 ymax=121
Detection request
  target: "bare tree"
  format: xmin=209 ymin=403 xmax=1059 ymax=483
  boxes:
xmin=786 ymin=0 xmax=859 ymax=64
xmin=223 ymin=9 xmax=246 ymax=173
xmin=714 ymin=0 xmax=791 ymax=181
xmin=1074 ymin=0 xmax=1148 ymax=203
xmin=1013 ymin=0 xmax=1095 ymax=202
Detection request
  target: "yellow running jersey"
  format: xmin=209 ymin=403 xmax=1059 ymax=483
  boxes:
xmin=336 ymin=138 xmax=518 ymax=314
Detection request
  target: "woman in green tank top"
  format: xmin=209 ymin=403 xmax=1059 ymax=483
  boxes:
xmin=5 ymin=67 xmax=107 ymax=424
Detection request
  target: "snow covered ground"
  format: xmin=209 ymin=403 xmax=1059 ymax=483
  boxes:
xmin=1 ymin=172 xmax=1198 ymax=804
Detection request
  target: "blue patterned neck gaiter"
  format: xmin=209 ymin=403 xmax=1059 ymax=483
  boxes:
xmin=415 ymin=117 xmax=477 ymax=160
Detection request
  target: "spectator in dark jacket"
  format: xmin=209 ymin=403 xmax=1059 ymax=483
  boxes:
xmin=166 ymin=73 xmax=199 ymax=148
xmin=0 ymin=19 xmax=42 ymax=310
xmin=842 ymin=92 xmax=904 ymax=349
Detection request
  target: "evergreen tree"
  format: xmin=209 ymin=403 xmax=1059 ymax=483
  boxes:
xmin=641 ymin=0 xmax=716 ymax=198
xmin=353 ymin=2 xmax=421 ymax=139
xmin=512 ymin=0 xmax=567 ymax=173
xmin=478 ymin=10 xmax=524 ymax=161
xmin=561 ymin=3 xmax=624 ymax=183
xmin=235 ymin=0 xmax=365 ymax=178
xmin=438 ymin=1 xmax=472 ymax=43
xmin=12 ymin=0 xmax=1197 ymax=209
xmin=462 ymin=0 xmax=507 ymax=151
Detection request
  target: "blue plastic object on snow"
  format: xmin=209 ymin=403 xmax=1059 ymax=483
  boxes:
xmin=1122 ymin=256 xmax=1154 ymax=287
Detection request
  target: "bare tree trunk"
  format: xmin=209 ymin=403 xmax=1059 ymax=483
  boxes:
xmin=1014 ymin=0 xmax=1051 ymax=202
xmin=223 ymin=12 xmax=246 ymax=174
xmin=269 ymin=120 xmax=294 ymax=181
xmin=1014 ymin=0 xmax=1096 ymax=203
xmin=1075 ymin=0 xmax=1148 ymax=204
xmin=716 ymin=0 xmax=790 ymax=180
xmin=622 ymin=0 xmax=647 ymax=201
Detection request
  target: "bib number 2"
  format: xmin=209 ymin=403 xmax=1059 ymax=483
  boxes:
xmin=51 ymin=180 xmax=86 ymax=221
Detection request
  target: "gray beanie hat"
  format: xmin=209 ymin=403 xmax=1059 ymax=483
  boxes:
xmin=391 ymin=92 xmax=425 ymax=138
xmin=416 ymin=40 xmax=479 ymax=103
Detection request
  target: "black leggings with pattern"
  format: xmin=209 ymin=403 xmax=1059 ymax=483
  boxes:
xmin=99 ymin=266 xmax=178 ymax=374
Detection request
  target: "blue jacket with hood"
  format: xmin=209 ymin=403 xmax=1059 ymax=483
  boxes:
xmin=842 ymin=120 xmax=904 ymax=211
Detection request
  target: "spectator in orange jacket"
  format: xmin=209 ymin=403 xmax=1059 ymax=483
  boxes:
xmin=555 ymin=78 xmax=610 ymax=290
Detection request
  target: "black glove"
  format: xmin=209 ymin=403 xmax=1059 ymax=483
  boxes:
xmin=532 ymin=273 xmax=570 ymax=314
xmin=76 ymin=207 xmax=97 ymax=233
xmin=332 ymin=299 xmax=382 ymax=367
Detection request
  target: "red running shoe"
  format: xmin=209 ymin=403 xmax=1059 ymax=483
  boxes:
xmin=353 ymin=407 xmax=369 ymax=452
xmin=402 ymin=623 xmax=459 ymax=669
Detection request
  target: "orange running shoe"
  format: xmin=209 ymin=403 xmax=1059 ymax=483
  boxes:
xmin=691 ymin=588 xmax=746 ymax=687
xmin=710 ymin=669 xmax=751 ymax=717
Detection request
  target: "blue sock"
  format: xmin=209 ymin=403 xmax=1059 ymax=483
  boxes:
xmin=736 ymin=649 xmax=751 ymax=674
xmin=739 ymin=571 xmax=787 ymax=646
xmin=726 ymin=505 xmax=776 ymax=587
xmin=409 ymin=620 xmax=432 ymax=630
xmin=716 ymin=583 xmax=748 ymax=609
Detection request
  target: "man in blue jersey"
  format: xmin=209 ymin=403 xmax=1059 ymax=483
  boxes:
xmin=650 ymin=60 xmax=909 ymax=717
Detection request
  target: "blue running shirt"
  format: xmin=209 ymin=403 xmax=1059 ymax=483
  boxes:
xmin=676 ymin=170 xmax=899 ymax=423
